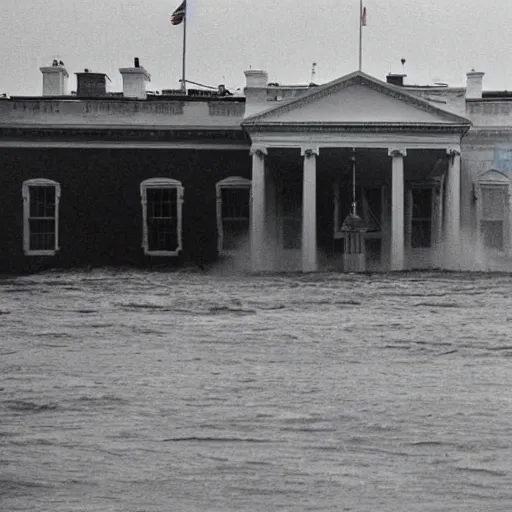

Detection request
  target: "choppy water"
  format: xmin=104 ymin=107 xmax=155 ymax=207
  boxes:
xmin=1 ymin=269 xmax=512 ymax=512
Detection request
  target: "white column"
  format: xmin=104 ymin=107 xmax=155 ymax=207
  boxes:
xmin=445 ymin=148 xmax=461 ymax=268
xmin=250 ymin=145 xmax=267 ymax=272
xmin=388 ymin=148 xmax=407 ymax=271
xmin=301 ymin=147 xmax=319 ymax=272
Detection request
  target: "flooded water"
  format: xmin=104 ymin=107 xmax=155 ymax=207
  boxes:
xmin=1 ymin=269 xmax=512 ymax=511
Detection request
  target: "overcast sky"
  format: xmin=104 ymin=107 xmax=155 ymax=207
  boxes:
xmin=0 ymin=0 xmax=511 ymax=96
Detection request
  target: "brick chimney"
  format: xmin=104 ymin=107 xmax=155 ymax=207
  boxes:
xmin=75 ymin=70 xmax=108 ymax=97
xmin=466 ymin=70 xmax=484 ymax=99
xmin=40 ymin=60 xmax=69 ymax=96
xmin=119 ymin=57 xmax=151 ymax=99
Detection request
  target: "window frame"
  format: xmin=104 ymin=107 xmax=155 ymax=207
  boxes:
xmin=22 ymin=178 xmax=61 ymax=256
xmin=216 ymin=176 xmax=251 ymax=254
xmin=140 ymin=177 xmax=184 ymax=256
xmin=475 ymin=169 xmax=510 ymax=254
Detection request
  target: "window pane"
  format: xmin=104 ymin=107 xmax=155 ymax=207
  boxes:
xmin=147 ymin=188 xmax=177 ymax=219
xmin=146 ymin=187 xmax=179 ymax=251
xmin=481 ymin=220 xmax=504 ymax=250
xmin=221 ymin=188 xmax=250 ymax=219
xmin=29 ymin=219 xmax=55 ymax=250
xmin=148 ymin=218 xmax=178 ymax=251
xmin=29 ymin=186 xmax=55 ymax=218
xmin=481 ymin=187 xmax=505 ymax=220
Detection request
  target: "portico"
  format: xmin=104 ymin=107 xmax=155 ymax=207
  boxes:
xmin=242 ymin=71 xmax=470 ymax=272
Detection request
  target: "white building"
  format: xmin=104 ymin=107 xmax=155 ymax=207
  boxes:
xmin=0 ymin=62 xmax=511 ymax=273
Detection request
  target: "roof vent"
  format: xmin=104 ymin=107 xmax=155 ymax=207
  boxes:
xmin=386 ymin=73 xmax=406 ymax=87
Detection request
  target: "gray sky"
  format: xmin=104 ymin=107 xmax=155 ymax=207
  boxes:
xmin=0 ymin=0 xmax=510 ymax=96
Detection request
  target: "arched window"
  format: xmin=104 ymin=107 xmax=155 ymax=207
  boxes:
xmin=475 ymin=170 xmax=510 ymax=252
xmin=22 ymin=178 xmax=61 ymax=255
xmin=140 ymin=178 xmax=184 ymax=256
xmin=216 ymin=176 xmax=251 ymax=254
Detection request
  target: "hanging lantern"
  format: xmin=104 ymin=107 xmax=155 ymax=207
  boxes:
xmin=341 ymin=149 xmax=369 ymax=272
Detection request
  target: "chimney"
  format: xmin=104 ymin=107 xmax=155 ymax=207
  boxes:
xmin=40 ymin=61 xmax=69 ymax=96
xmin=244 ymin=69 xmax=268 ymax=89
xmin=75 ymin=70 xmax=108 ymax=97
xmin=119 ymin=57 xmax=151 ymax=99
xmin=466 ymin=70 xmax=484 ymax=99
xmin=386 ymin=73 xmax=406 ymax=87
xmin=243 ymin=69 xmax=270 ymax=117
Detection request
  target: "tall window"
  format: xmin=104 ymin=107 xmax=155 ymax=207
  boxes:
xmin=476 ymin=170 xmax=510 ymax=252
xmin=22 ymin=179 xmax=60 ymax=255
xmin=216 ymin=177 xmax=251 ymax=253
xmin=411 ymin=188 xmax=433 ymax=248
xmin=140 ymin=178 xmax=183 ymax=256
xmin=480 ymin=185 xmax=506 ymax=250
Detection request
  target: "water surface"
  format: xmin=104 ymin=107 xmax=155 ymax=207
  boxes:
xmin=1 ymin=270 xmax=512 ymax=511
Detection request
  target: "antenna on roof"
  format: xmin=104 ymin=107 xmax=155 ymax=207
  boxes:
xmin=310 ymin=62 xmax=317 ymax=84
xmin=401 ymin=58 xmax=406 ymax=73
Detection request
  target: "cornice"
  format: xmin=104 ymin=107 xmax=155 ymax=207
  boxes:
xmin=243 ymin=122 xmax=471 ymax=135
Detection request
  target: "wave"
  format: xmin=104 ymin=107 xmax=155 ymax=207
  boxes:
xmin=161 ymin=436 xmax=273 ymax=443
xmin=3 ymin=400 xmax=58 ymax=413
xmin=454 ymin=466 xmax=507 ymax=477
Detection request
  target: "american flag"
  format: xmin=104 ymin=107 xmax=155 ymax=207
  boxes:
xmin=171 ymin=0 xmax=186 ymax=25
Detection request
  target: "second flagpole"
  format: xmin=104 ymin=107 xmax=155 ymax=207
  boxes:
xmin=181 ymin=4 xmax=187 ymax=92
xmin=358 ymin=0 xmax=363 ymax=71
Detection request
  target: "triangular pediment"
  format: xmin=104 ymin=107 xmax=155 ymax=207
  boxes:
xmin=243 ymin=71 xmax=471 ymax=129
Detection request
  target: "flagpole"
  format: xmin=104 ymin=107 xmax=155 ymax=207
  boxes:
xmin=181 ymin=5 xmax=187 ymax=92
xmin=358 ymin=0 xmax=363 ymax=71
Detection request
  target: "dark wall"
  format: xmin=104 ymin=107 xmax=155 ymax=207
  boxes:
xmin=0 ymin=148 xmax=251 ymax=272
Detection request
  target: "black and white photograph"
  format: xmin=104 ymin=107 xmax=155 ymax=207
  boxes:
xmin=1 ymin=1 xmax=512 ymax=510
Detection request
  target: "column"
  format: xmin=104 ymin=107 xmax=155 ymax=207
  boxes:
xmin=301 ymin=147 xmax=319 ymax=272
xmin=445 ymin=147 xmax=461 ymax=268
xmin=250 ymin=145 xmax=267 ymax=272
xmin=388 ymin=148 xmax=407 ymax=271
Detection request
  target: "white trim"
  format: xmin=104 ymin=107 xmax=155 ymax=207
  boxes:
xmin=22 ymin=178 xmax=61 ymax=256
xmin=216 ymin=176 xmax=251 ymax=254
xmin=248 ymin=132 xmax=462 ymax=149
xmin=140 ymin=178 xmax=184 ymax=256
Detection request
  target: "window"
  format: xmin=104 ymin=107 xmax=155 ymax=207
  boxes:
xmin=411 ymin=188 xmax=433 ymax=248
xmin=140 ymin=178 xmax=183 ymax=256
xmin=476 ymin=170 xmax=510 ymax=253
xmin=216 ymin=177 xmax=251 ymax=253
xmin=22 ymin=179 xmax=60 ymax=255
xmin=480 ymin=185 xmax=506 ymax=250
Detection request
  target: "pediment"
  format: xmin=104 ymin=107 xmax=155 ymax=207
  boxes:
xmin=478 ymin=169 xmax=510 ymax=183
xmin=243 ymin=71 xmax=471 ymax=130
